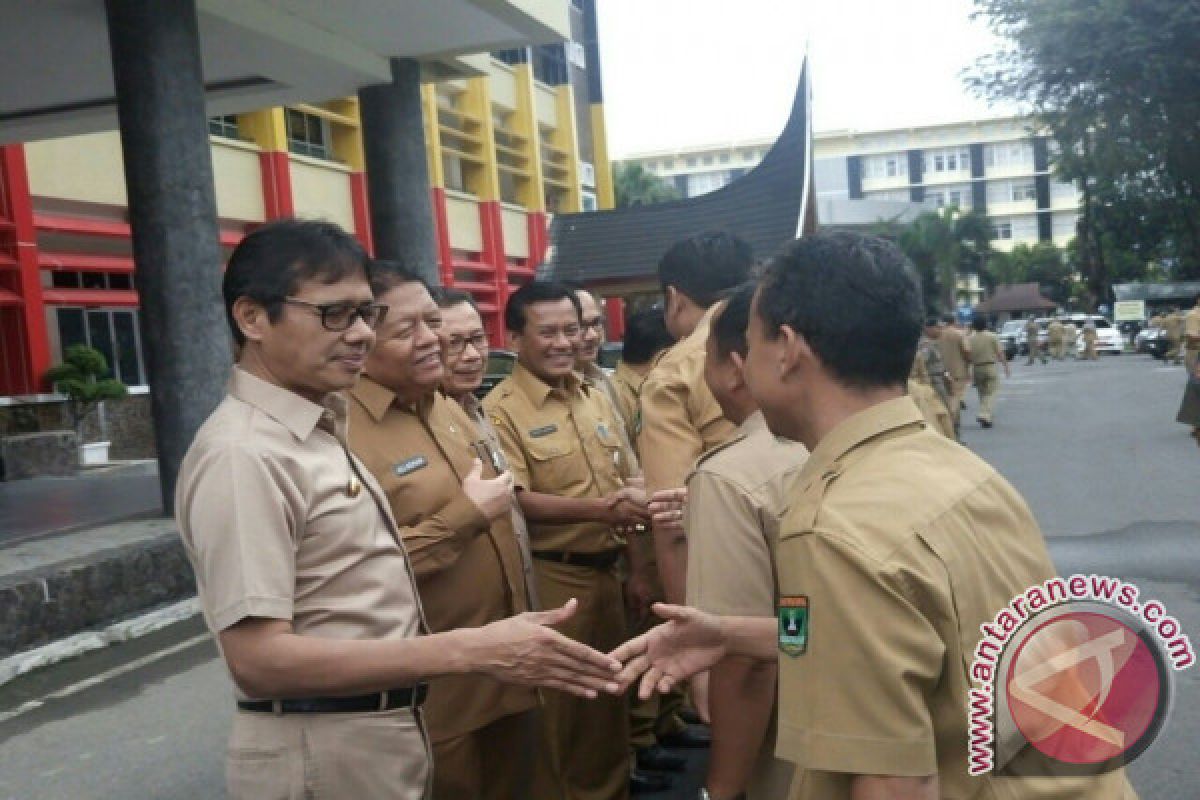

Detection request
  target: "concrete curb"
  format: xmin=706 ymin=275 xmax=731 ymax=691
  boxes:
xmin=0 ymin=520 xmax=197 ymax=659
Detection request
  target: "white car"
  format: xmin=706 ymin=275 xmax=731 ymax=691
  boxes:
xmin=1061 ymin=314 xmax=1123 ymax=355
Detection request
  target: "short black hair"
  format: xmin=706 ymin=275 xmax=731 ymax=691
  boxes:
xmin=658 ymin=231 xmax=753 ymax=308
xmin=432 ymin=286 xmax=479 ymax=313
xmin=940 ymin=313 xmax=956 ymax=325
xmin=367 ymin=259 xmax=425 ymax=297
xmin=971 ymin=315 xmax=988 ymax=331
xmin=504 ymin=280 xmax=582 ymax=333
xmin=222 ymin=218 xmax=368 ymax=346
xmin=621 ymin=306 xmax=673 ymax=365
xmin=710 ymin=281 xmax=757 ymax=360
xmin=924 ymin=317 xmax=942 ymax=328
xmin=756 ymin=231 xmax=924 ymax=390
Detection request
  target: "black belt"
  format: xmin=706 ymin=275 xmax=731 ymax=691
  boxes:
xmin=237 ymin=684 xmax=427 ymax=714
xmin=533 ymin=549 xmax=622 ymax=569
xmin=974 ymin=362 xmax=995 ymax=366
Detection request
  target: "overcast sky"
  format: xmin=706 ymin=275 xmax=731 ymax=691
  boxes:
xmin=596 ymin=0 xmax=1022 ymax=157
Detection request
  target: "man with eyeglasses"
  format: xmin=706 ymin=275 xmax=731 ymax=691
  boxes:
xmin=176 ymin=221 xmax=623 ymax=800
xmin=484 ymin=281 xmax=651 ymax=800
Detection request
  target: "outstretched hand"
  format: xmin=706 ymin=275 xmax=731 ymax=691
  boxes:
xmin=473 ymin=599 xmax=622 ymax=698
xmin=609 ymin=603 xmax=727 ymax=699
xmin=648 ymin=487 xmax=688 ymax=534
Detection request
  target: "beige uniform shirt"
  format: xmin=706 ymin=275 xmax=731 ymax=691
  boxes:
xmin=1047 ymin=320 xmax=1064 ymax=343
xmin=581 ymin=361 xmax=640 ymax=473
xmin=639 ymin=305 xmax=736 ymax=497
xmin=346 ymin=377 xmax=535 ymax=742
xmin=1181 ymin=307 xmax=1200 ymax=348
xmin=483 ymin=363 xmax=629 ymax=554
xmin=611 ymin=359 xmax=650 ymax=449
xmin=907 ymin=379 xmax=955 ymax=439
xmin=774 ymin=397 xmax=1136 ymax=799
xmin=176 ymin=369 xmax=427 ymax=703
xmin=686 ymin=411 xmax=808 ymax=800
xmin=938 ymin=325 xmax=971 ymax=381
xmin=968 ymin=330 xmax=1002 ymax=366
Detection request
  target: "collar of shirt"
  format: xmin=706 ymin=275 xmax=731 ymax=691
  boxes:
xmin=801 ymin=396 xmax=924 ymax=487
xmin=511 ymin=361 xmax=583 ymax=408
xmin=229 ymin=367 xmax=347 ymax=442
xmin=737 ymin=409 xmax=769 ymax=438
xmin=350 ymin=375 xmax=434 ymax=422
xmin=614 ymin=360 xmax=647 ymax=394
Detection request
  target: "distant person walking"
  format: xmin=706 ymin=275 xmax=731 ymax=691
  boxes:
xmin=968 ymin=316 xmax=1010 ymax=428
xmin=1082 ymin=321 xmax=1099 ymax=360
xmin=937 ymin=313 xmax=970 ymax=425
xmin=1024 ymin=316 xmax=1046 ymax=365
xmin=1046 ymin=317 xmax=1065 ymax=360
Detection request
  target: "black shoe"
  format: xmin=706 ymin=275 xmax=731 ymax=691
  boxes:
xmin=636 ymin=745 xmax=687 ymax=772
xmin=630 ymin=768 xmax=674 ymax=794
xmin=978 ymin=418 xmax=992 ymax=429
xmin=658 ymin=724 xmax=711 ymax=748
xmin=960 ymin=400 xmax=967 ymax=411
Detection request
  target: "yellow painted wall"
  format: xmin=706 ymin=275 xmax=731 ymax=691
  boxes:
xmin=445 ymin=190 xmax=483 ymax=252
xmin=25 ymin=132 xmax=128 ymax=207
xmin=212 ymin=141 xmax=266 ymax=222
xmin=290 ymin=158 xmax=355 ymax=230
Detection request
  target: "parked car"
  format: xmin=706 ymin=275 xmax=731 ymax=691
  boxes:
xmin=1061 ymin=314 xmax=1124 ymax=355
xmin=475 ymin=349 xmax=516 ymax=400
xmin=1135 ymin=326 xmax=1170 ymax=359
xmin=997 ymin=320 xmax=1024 ymax=360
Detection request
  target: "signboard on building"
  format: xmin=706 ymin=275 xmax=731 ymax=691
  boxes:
xmin=1113 ymin=300 xmax=1146 ymax=322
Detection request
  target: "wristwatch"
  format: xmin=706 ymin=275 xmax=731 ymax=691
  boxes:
xmin=698 ymin=790 xmax=746 ymax=800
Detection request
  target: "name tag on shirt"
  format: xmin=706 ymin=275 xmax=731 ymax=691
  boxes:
xmin=529 ymin=424 xmax=558 ymax=438
xmin=393 ymin=456 xmax=429 ymax=477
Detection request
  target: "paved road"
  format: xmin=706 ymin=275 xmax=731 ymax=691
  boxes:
xmin=1 ymin=353 xmax=1196 ymax=798
xmin=0 ymin=461 xmax=162 ymax=546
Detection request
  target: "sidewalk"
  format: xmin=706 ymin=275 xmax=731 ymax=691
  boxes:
xmin=0 ymin=460 xmax=162 ymax=547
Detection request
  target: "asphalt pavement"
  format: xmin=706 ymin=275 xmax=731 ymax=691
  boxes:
xmin=1 ymin=352 xmax=1197 ymax=799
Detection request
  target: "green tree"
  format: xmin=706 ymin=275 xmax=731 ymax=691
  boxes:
xmin=986 ymin=242 xmax=1075 ymax=305
xmin=613 ymin=163 xmax=681 ymax=208
xmin=969 ymin=0 xmax=1200 ymax=295
xmin=884 ymin=208 xmax=993 ymax=314
xmin=44 ymin=345 xmax=128 ymax=443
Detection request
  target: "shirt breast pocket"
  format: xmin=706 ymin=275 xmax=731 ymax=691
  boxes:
xmin=522 ymin=432 xmax=587 ymax=491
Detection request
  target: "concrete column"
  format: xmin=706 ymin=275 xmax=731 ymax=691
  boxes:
xmin=105 ymin=0 xmax=231 ymax=513
xmin=358 ymin=58 xmax=441 ymax=285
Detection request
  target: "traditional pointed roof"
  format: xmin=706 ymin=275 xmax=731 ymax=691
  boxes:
xmin=973 ymin=282 xmax=1057 ymax=313
xmin=540 ymin=59 xmax=813 ymax=287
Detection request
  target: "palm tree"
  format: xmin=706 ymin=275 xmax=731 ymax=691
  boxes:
xmin=892 ymin=208 xmax=993 ymax=313
xmin=613 ymin=163 xmax=681 ymax=208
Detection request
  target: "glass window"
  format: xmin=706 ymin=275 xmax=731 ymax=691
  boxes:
xmin=1011 ymin=182 xmax=1037 ymax=202
xmin=207 ymin=115 xmax=240 ymax=139
xmin=663 ymin=159 xmax=675 ymax=169
xmin=57 ymin=308 xmax=86 ymax=350
xmin=991 ymin=221 xmax=1013 ymax=240
xmin=718 ymin=152 xmax=730 ymax=164
xmin=702 ymin=155 xmax=713 ymax=166
xmin=285 ymin=109 xmax=331 ymax=160
xmin=686 ymin=157 xmax=697 ymax=167
xmin=86 ymin=310 xmax=116 ymax=378
xmin=111 ymin=312 xmax=143 ymax=386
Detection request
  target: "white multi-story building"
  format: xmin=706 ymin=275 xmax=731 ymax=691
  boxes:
xmin=621 ymin=116 xmax=1083 ymax=254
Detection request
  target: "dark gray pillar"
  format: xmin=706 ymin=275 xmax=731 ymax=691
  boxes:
xmin=106 ymin=0 xmax=231 ymax=514
xmin=358 ymin=58 xmax=441 ymax=285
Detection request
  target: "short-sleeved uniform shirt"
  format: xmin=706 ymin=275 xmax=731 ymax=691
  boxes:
xmin=908 ymin=380 xmax=955 ymax=439
xmin=774 ymin=397 xmax=1136 ymax=799
xmin=1047 ymin=320 xmax=1064 ymax=343
xmin=483 ymin=363 xmax=629 ymax=553
xmin=1183 ymin=306 xmax=1200 ymax=349
xmin=686 ymin=411 xmax=808 ymax=799
xmin=639 ymin=305 xmax=737 ymax=497
xmin=176 ymin=369 xmax=427 ymax=703
xmin=968 ymin=330 xmax=1002 ymax=366
xmin=581 ymin=361 xmax=640 ymax=473
xmin=938 ymin=325 xmax=971 ymax=380
xmin=346 ymin=377 xmax=535 ymax=742
xmin=611 ymin=359 xmax=650 ymax=447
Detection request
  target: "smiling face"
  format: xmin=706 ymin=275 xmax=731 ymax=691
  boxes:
xmin=514 ymin=298 xmax=581 ymax=384
xmin=364 ymin=280 xmax=444 ymax=403
xmin=438 ymin=300 xmax=488 ymax=397
xmin=575 ymin=289 xmax=605 ymax=366
xmin=236 ymin=272 xmax=376 ymax=403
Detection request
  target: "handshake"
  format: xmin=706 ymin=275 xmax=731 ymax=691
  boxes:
xmin=481 ymin=596 xmax=726 ymax=701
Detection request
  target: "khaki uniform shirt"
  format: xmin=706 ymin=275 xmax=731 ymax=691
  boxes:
xmin=968 ymin=330 xmax=1002 ymax=366
xmin=581 ymin=361 xmax=640 ymax=473
xmin=346 ymin=377 xmax=535 ymax=742
xmin=176 ymin=369 xmax=427 ymax=703
xmin=938 ymin=326 xmax=971 ymax=381
xmin=685 ymin=411 xmax=807 ymax=800
xmin=1024 ymin=319 xmax=1039 ymax=345
xmin=639 ymin=305 xmax=737 ymax=496
xmin=1046 ymin=320 xmax=1064 ymax=343
xmin=483 ymin=363 xmax=629 ymax=554
xmin=774 ymin=397 xmax=1135 ymax=799
xmin=1185 ymin=306 xmax=1200 ymax=349
xmin=611 ymin=359 xmax=650 ymax=448
xmin=908 ymin=380 xmax=955 ymax=439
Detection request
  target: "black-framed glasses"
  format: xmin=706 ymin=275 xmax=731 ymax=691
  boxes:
xmin=283 ymin=298 xmax=388 ymax=331
xmin=580 ymin=316 xmax=606 ymax=333
xmin=443 ymin=332 xmax=489 ymax=356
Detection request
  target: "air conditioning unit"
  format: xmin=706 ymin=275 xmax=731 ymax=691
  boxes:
xmin=579 ymin=160 xmax=596 ymax=188
xmin=566 ymin=41 xmax=587 ymax=70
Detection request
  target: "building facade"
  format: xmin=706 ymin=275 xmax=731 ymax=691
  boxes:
xmin=623 ymin=116 xmax=1083 ymax=254
xmin=0 ymin=12 xmax=610 ymax=399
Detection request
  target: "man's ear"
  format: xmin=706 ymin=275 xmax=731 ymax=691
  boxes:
xmin=232 ymin=296 xmax=270 ymax=344
xmin=776 ymin=324 xmax=815 ymax=380
xmin=506 ymin=329 xmax=520 ymax=351
xmin=728 ymin=350 xmax=748 ymax=390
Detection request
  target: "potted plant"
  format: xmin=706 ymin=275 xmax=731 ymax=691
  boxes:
xmin=44 ymin=345 xmax=128 ymax=466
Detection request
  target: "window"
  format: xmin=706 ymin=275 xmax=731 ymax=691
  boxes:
xmin=55 ymin=307 xmax=147 ymax=386
xmin=702 ymin=155 xmax=713 ymax=166
xmin=991 ymin=221 xmax=1013 ymax=240
xmin=533 ymin=44 xmax=568 ymax=85
xmin=687 ymin=171 xmax=730 ymax=196
xmin=51 ymin=271 xmax=135 ymax=291
xmin=1010 ymin=182 xmax=1037 ymax=202
xmin=663 ymin=159 xmax=675 ymax=169
xmin=927 ymin=190 xmax=945 ymax=207
xmin=984 ymin=140 xmax=1034 ymax=170
xmin=443 ymin=154 xmax=466 ymax=192
xmin=742 ymin=149 xmax=755 ymax=161
xmin=718 ymin=152 xmax=730 ymax=164
xmin=207 ymin=115 xmax=240 ymax=139
xmin=863 ymin=153 xmax=907 ymax=181
xmin=581 ymin=191 xmax=598 ymax=211
xmin=686 ymin=157 xmax=697 ymax=167
xmin=924 ymin=147 xmax=971 ymax=174
xmin=285 ymin=109 xmax=331 ymax=159
xmin=493 ymin=48 xmax=528 ymax=66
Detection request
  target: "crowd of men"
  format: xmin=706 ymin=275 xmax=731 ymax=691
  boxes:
xmin=177 ymin=218 xmax=1141 ymax=799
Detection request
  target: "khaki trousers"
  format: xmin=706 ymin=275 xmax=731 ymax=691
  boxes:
xmin=532 ymin=559 xmax=631 ymax=800
xmin=974 ymin=364 xmax=999 ymax=423
xmin=432 ymin=710 xmax=537 ymax=800
xmin=949 ymin=375 xmax=969 ymax=422
xmin=226 ymin=706 xmax=431 ymax=799
xmin=1185 ymin=348 xmax=1198 ymax=375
